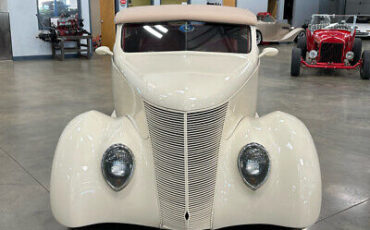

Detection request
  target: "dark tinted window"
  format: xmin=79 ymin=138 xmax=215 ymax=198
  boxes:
xmin=37 ymin=0 xmax=81 ymax=30
xmin=122 ymin=21 xmax=251 ymax=53
xmin=357 ymin=16 xmax=370 ymax=23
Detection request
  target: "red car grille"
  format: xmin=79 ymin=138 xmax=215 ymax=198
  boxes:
xmin=320 ymin=43 xmax=343 ymax=63
xmin=144 ymin=102 xmax=227 ymax=230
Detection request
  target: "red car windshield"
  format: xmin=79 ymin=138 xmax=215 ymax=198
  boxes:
xmin=122 ymin=21 xmax=251 ymax=54
xmin=309 ymin=14 xmax=356 ymax=34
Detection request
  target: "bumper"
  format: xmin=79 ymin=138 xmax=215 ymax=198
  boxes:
xmin=50 ymin=110 xmax=321 ymax=229
xmin=301 ymin=60 xmax=362 ymax=69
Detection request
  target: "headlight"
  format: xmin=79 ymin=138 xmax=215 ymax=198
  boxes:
xmin=309 ymin=50 xmax=318 ymax=59
xmin=346 ymin=51 xmax=354 ymax=60
xmin=101 ymin=144 xmax=135 ymax=191
xmin=237 ymin=143 xmax=270 ymax=190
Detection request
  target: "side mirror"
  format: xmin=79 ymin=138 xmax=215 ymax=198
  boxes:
xmin=95 ymin=46 xmax=113 ymax=56
xmin=259 ymin=47 xmax=279 ymax=58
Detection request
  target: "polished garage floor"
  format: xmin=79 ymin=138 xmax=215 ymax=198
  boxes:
xmin=0 ymin=42 xmax=369 ymax=230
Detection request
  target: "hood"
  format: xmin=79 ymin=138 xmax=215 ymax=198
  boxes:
xmin=313 ymin=29 xmax=352 ymax=44
xmin=114 ymin=51 xmax=258 ymax=111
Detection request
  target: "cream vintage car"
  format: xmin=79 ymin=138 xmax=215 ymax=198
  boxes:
xmin=256 ymin=12 xmax=306 ymax=45
xmin=50 ymin=5 xmax=321 ymax=230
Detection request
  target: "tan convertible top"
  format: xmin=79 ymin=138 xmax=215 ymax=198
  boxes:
xmin=115 ymin=5 xmax=257 ymax=25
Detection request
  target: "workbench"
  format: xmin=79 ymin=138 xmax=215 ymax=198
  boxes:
xmin=52 ymin=35 xmax=92 ymax=61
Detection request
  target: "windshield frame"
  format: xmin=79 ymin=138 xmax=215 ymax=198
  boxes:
xmin=309 ymin=14 xmax=357 ymax=35
xmin=121 ymin=21 xmax=252 ymax=54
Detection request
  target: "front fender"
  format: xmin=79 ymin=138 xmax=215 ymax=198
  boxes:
xmin=50 ymin=111 xmax=160 ymax=228
xmin=280 ymin=28 xmax=305 ymax=42
xmin=213 ymin=111 xmax=321 ymax=229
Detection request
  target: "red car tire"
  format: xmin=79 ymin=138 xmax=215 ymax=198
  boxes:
xmin=297 ymin=37 xmax=307 ymax=60
xmin=360 ymin=51 xmax=370 ymax=80
xmin=351 ymin=38 xmax=362 ymax=65
xmin=291 ymin=48 xmax=301 ymax=77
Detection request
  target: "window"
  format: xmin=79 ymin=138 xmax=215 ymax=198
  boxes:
xmin=127 ymin=0 xmax=153 ymax=7
xmin=37 ymin=0 xmax=81 ymax=30
xmin=122 ymin=21 xmax=251 ymax=54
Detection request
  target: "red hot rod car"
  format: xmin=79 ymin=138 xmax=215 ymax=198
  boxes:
xmin=291 ymin=14 xmax=370 ymax=79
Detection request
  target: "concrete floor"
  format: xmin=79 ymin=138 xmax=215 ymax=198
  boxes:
xmin=0 ymin=42 xmax=369 ymax=230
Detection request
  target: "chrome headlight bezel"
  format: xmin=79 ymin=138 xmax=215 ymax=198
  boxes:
xmin=346 ymin=51 xmax=354 ymax=60
xmin=309 ymin=50 xmax=318 ymax=59
xmin=237 ymin=143 xmax=271 ymax=190
xmin=101 ymin=143 xmax=135 ymax=191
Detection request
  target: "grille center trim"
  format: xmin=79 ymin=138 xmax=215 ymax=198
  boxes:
xmin=184 ymin=112 xmax=190 ymax=229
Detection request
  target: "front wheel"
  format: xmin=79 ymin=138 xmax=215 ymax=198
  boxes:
xmin=352 ymin=38 xmax=362 ymax=65
xmin=291 ymin=48 xmax=302 ymax=77
xmin=297 ymin=36 xmax=307 ymax=60
xmin=256 ymin=30 xmax=263 ymax=45
xmin=360 ymin=50 xmax=370 ymax=80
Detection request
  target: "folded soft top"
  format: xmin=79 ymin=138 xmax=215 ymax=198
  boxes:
xmin=115 ymin=5 xmax=257 ymax=25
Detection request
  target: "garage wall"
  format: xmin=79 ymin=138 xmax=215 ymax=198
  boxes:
xmin=319 ymin=0 xmax=345 ymax=14
xmin=8 ymin=0 xmax=91 ymax=59
xmin=117 ymin=0 xmax=267 ymax=13
xmin=236 ymin=0 xmax=268 ymax=14
xmin=345 ymin=0 xmax=370 ymax=14
xmin=292 ymin=0 xmax=319 ymax=27
xmin=190 ymin=0 xmax=207 ymax=4
xmin=0 ymin=0 xmax=8 ymax=11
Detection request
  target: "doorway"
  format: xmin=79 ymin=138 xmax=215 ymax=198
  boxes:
xmin=283 ymin=0 xmax=294 ymax=24
xmin=0 ymin=12 xmax=12 ymax=60
xmin=268 ymin=0 xmax=278 ymax=18
xmin=90 ymin=0 xmax=102 ymax=49
xmin=223 ymin=0 xmax=236 ymax=7
xmin=99 ymin=0 xmax=115 ymax=50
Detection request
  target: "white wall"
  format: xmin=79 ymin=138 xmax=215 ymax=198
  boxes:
xmin=190 ymin=0 xmax=207 ymax=4
xmin=276 ymin=0 xmax=284 ymax=21
xmin=8 ymin=0 xmax=90 ymax=58
xmin=292 ymin=0 xmax=319 ymax=27
xmin=0 ymin=0 xmax=7 ymax=11
xmin=236 ymin=0 xmax=267 ymax=14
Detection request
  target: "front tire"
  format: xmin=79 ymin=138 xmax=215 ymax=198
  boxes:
xmin=360 ymin=50 xmax=370 ymax=80
xmin=297 ymin=36 xmax=307 ymax=60
xmin=291 ymin=48 xmax=302 ymax=77
xmin=256 ymin=30 xmax=263 ymax=45
xmin=352 ymin=38 xmax=362 ymax=65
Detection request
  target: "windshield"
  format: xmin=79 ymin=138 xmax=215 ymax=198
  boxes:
xmin=309 ymin=14 xmax=357 ymax=34
xmin=122 ymin=21 xmax=251 ymax=53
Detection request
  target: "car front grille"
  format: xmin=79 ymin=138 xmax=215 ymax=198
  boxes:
xmin=320 ymin=42 xmax=343 ymax=63
xmin=144 ymin=102 xmax=227 ymax=230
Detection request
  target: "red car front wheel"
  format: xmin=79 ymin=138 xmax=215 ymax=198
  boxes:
xmin=291 ymin=48 xmax=302 ymax=77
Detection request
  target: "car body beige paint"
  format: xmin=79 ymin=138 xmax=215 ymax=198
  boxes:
xmin=50 ymin=18 xmax=321 ymax=230
xmin=257 ymin=19 xmax=305 ymax=43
